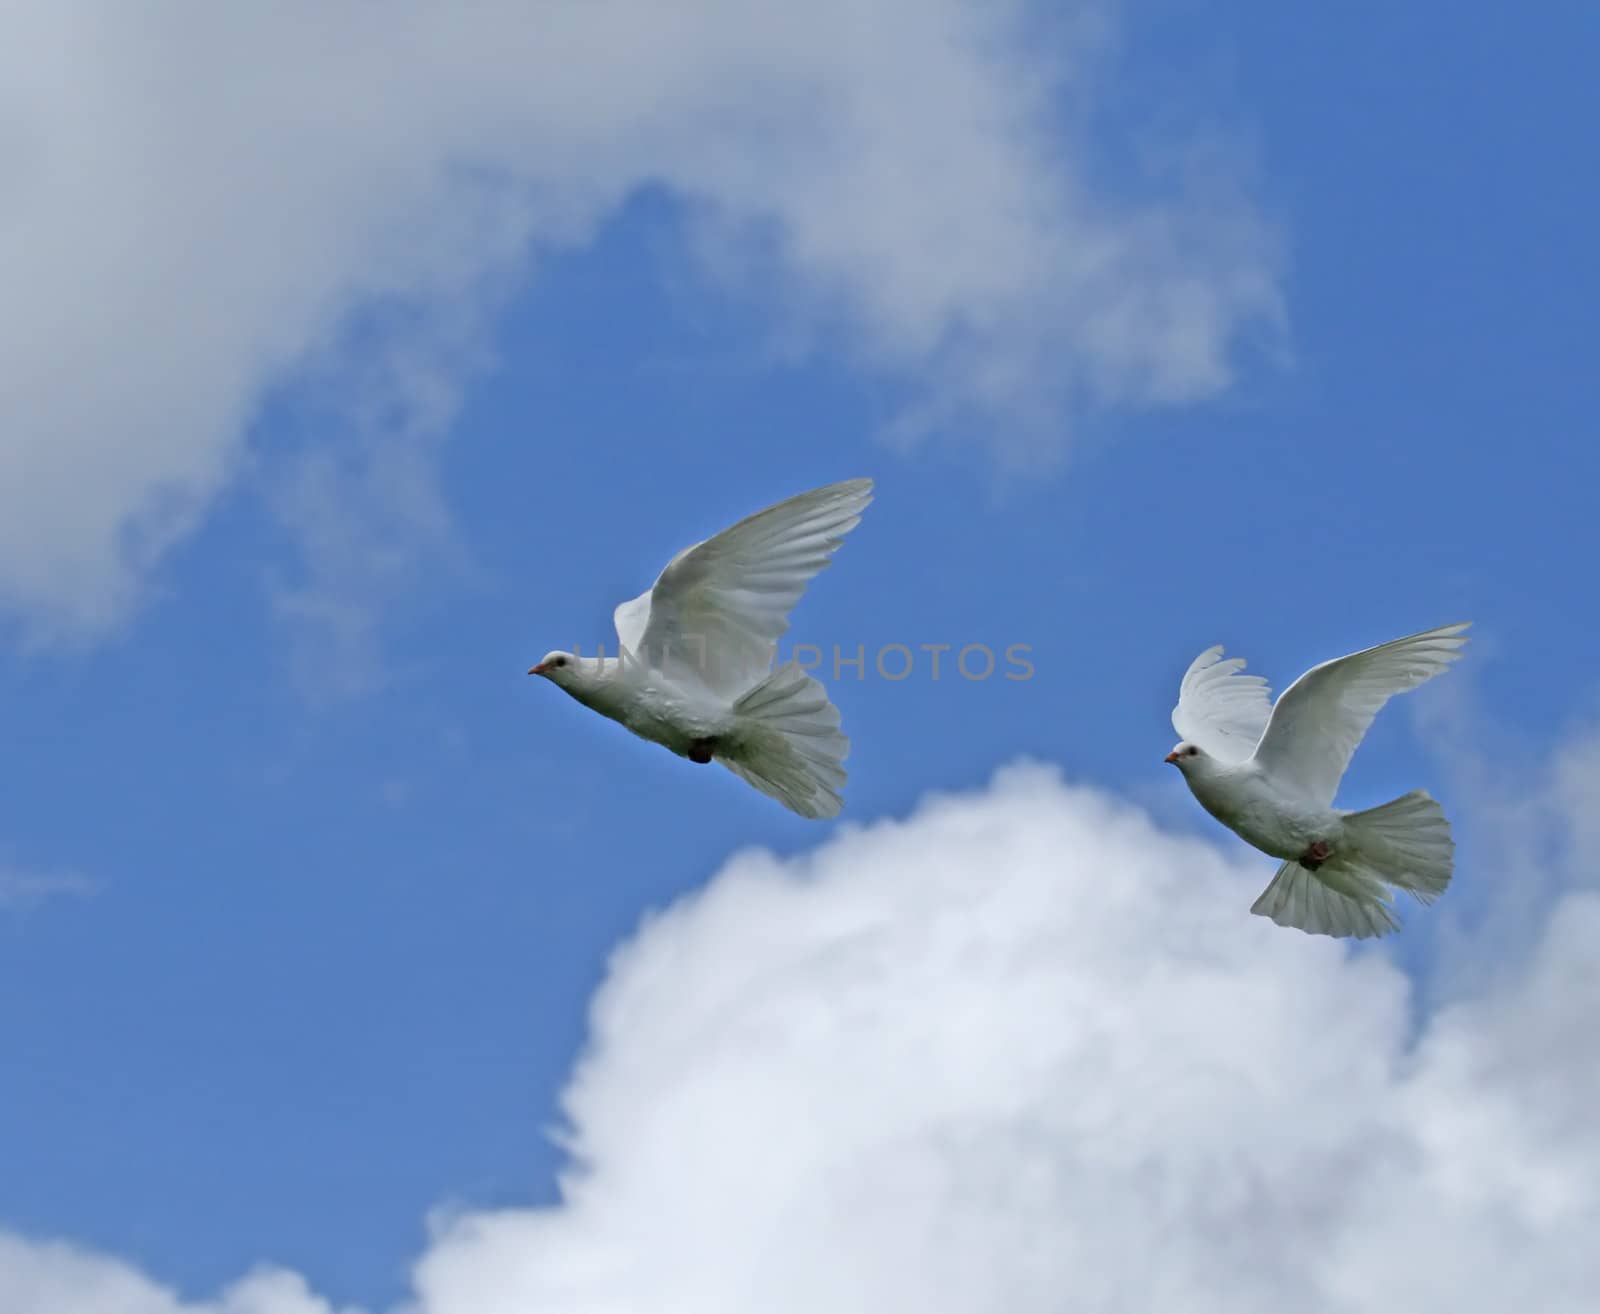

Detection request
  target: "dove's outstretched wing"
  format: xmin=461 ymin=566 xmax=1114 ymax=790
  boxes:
xmin=1250 ymin=622 xmax=1471 ymax=806
xmin=1171 ymin=646 xmax=1273 ymax=765
xmin=613 ymin=479 xmax=873 ymax=697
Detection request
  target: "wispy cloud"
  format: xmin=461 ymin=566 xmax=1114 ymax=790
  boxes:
xmin=1413 ymin=669 xmax=1600 ymax=995
xmin=0 ymin=1 xmax=1281 ymax=653
xmin=263 ymin=302 xmax=488 ymax=699
xmin=0 ymin=867 xmax=97 ymax=910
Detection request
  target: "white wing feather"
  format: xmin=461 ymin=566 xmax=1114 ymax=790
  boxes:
xmin=1171 ymin=646 xmax=1273 ymax=765
xmin=1251 ymin=622 xmax=1471 ymax=806
xmin=613 ymin=592 xmax=652 ymax=656
xmin=613 ymin=478 xmax=873 ymax=697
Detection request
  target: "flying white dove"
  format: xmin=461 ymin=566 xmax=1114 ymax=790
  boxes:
xmin=1166 ymin=621 xmax=1471 ymax=939
xmin=529 ymin=478 xmax=873 ymax=819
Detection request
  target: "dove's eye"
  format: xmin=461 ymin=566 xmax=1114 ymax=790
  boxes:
xmin=1186 ymin=746 xmax=1199 ymax=757
xmin=554 ymin=657 xmax=567 ymax=667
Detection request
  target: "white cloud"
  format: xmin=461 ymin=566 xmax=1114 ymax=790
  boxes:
xmin=0 ymin=0 xmax=1281 ymax=643
xmin=4 ymin=762 xmax=1596 ymax=1314
xmin=0 ymin=1236 xmax=341 ymax=1314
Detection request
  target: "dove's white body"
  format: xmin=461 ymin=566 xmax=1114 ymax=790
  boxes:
xmin=1181 ymin=757 xmax=1345 ymax=862
xmin=1167 ymin=622 xmax=1471 ymax=939
xmin=556 ymin=657 xmax=733 ymax=759
xmin=530 ymin=478 xmax=873 ymax=819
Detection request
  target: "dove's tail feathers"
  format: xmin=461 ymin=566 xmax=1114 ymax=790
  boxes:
xmin=1250 ymin=860 xmax=1402 ymax=940
xmin=1341 ymin=789 xmax=1456 ymax=905
xmin=722 ymin=664 xmax=848 ymax=820
xmin=1249 ymin=790 xmax=1454 ymax=940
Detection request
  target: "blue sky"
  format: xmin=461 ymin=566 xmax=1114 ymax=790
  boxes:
xmin=3 ymin=6 xmax=1598 ymax=1313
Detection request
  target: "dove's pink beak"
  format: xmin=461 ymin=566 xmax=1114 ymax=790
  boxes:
xmin=1163 ymin=750 xmax=1180 ymax=764
xmin=529 ymin=662 xmax=550 ymax=676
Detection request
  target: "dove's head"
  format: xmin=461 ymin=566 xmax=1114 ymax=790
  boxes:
xmin=528 ymin=650 xmax=581 ymax=686
xmin=1164 ymin=741 xmax=1208 ymax=775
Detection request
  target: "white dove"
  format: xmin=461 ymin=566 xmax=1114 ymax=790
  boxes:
xmin=1166 ymin=622 xmax=1471 ymax=939
xmin=528 ymin=478 xmax=872 ymax=819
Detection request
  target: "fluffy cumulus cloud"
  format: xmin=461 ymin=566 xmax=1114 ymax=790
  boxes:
xmin=0 ymin=0 xmax=1280 ymax=641
xmin=4 ymin=763 xmax=1596 ymax=1313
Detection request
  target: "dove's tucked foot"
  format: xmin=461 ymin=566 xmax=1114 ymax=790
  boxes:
xmin=1298 ymin=839 xmax=1332 ymax=871
xmin=688 ymin=738 xmax=718 ymax=764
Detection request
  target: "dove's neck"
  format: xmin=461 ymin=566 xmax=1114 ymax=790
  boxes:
xmin=552 ymin=655 xmax=635 ymax=715
xmin=1184 ymin=758 xmax=1260 ymax=824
